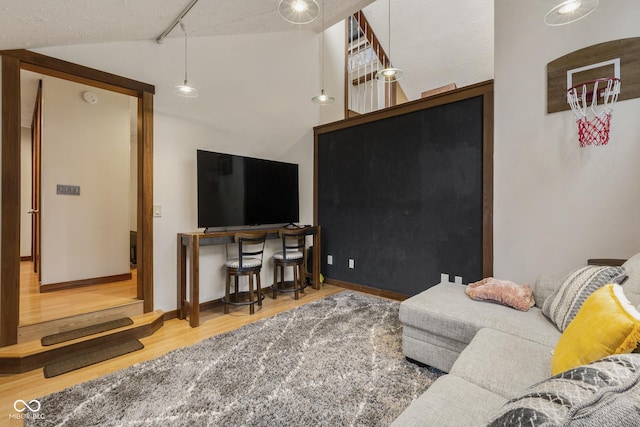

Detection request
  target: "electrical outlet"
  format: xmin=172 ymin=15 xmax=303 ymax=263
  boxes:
xmin=327 ymin=255 xmax=333 ymax=265
xmin=348 ymin=259 xmax=355 ymax=269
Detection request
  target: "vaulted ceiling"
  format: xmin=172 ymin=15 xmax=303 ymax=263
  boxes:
xmin=0 ymin=0 xmax=374 ymax=49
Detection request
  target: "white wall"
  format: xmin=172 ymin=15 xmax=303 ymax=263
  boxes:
xmin=494 ymin=1 xmax=640 ymax=284
xmin=20 ymin=127 xmax=32 ymax=258
xmin=41 ymin=76 xmax=130 ymax=285
xmin=35 ymin=30 xmax=320 ymax=310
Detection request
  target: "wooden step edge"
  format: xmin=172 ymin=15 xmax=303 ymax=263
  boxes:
xmin=0 ymin=310 xmax=163 ymax=375
xmin=17 ymin=299 xmax=144 ymax=330
xmin=3 ymin=310 xmax=163 ymax=356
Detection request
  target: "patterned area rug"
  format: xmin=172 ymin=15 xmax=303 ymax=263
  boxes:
xmin=27 ymin=291 xmax=442 ymax=426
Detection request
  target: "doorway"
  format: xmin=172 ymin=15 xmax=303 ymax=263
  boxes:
xmin=1 ymin=50 xmax=155 ymax=347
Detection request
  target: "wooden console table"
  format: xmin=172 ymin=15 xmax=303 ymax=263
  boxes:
xmin=177 ymin=226 xmax=321 ymax=327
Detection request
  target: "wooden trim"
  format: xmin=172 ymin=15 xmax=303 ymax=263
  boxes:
xmin=0 ymin=49 xmax=155 ymax=96
xmin=1 ymin=55 xmax=22 ymax=347
xmin=587 ymin=258 xmax=626 ymax=267
xmin=316 ymin=80 xmax=494 ymax=134
xmin=421 ymin=83 xmax=457 ymax=98
xmin=20 ymin=256 xmax=32 ymax=262
xmin=324 ymin=278 xmax=408 ymax=301
xmin=482 ymin=88 xmax=494 ymax=278
xmin=139 ymin=91 xmax=154 ymax=312
xmin=163 ymin=299 xmax=224 ymax=322
xmin=1 ymin=50 xmax=155 ymax=347
xmin=39 ymin=273 xmax=133 ymax=293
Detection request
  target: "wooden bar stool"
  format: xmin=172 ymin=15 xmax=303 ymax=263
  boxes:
xmin=222 ymin=232 xmax=267 ymax=315
xmin=272 ymin=227 xmax=309 ymax=300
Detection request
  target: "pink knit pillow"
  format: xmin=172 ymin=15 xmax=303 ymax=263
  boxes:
xmin=465 ymin=277 xmax=535 ymax=311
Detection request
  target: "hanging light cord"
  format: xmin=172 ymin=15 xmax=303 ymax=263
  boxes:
xmin=320 ymin=0 xmax=326 ymax=89
xmin=387 ymin=0 xmax=392 ymax=67
xmin=179 ymin=20 xmax=189 ymax=83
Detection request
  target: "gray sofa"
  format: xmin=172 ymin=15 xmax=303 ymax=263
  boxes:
xmin=392 ymin=255 xmax=640 ymax=426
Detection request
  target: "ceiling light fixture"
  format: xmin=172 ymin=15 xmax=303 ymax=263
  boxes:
xmin=173 ymin=20 xmax=198 ymax=98
xmin=544 ymin=0 xmax=599 ymax=26
xmin=278 ymin=0 xmax=319 ymax=25
xmin=376 ymin=0 xmax=403 ymax=83
xmin=312 ymin=0 xmax=334 ymax=105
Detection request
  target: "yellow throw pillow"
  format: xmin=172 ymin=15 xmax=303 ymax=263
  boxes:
xmin=551 ymin=283 xmax=640 ymax=375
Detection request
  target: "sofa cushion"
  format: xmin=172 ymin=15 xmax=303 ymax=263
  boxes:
xmin=399 ymin=283 xmax=560 ymax=349
xmin=450 ymin=328 xmax=554 ymax=399
xmin=487 ymin=354 xmax=640 ymax=427
xmin=542 ymin=265 xmax=626 ymax=331
xmin=552 ymin=284 xmax=640 ymax=375
xmin=622 ymin=252 xmax=640 ymax=307
xmin=532 ymin=274 xmax=562 ymax=309
xmin=465 ymin=278 xmax=535 ymax=311
xmin=391 ymin=374 xmax=507 ymax=427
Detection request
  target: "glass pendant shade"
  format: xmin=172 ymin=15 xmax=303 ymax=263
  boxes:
xmin=278 ymin=0 xmax=319 ymax=24
xmin=312 ymin=89 xmax=335 ymax=104
xmin=376 ymin=67 xmax=403 ymax=82
xmin=545 ymin=0 xmax=599 ymax=26
xmin=173 ymin=81 xmax=199 ymax=98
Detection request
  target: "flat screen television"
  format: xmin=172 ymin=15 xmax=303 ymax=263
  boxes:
xmin=197 ymin=150 xmax=299 ymax=229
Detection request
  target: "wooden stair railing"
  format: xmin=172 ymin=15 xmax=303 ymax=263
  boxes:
xmin=347 ymin=10 xmax=408 ymax=113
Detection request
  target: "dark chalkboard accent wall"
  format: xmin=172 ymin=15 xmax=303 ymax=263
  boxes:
xmin=314 ymin=81 xmax=493 ymax=297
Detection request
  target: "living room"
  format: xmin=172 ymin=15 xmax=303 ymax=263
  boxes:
xmin=1 ymin=0 xmax=640 ymax=425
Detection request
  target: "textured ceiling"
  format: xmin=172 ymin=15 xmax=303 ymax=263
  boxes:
xmin=0 ymin=0 xmax=374 ymax=50
xmin=10 ymin=0 xmax=496 ymax=127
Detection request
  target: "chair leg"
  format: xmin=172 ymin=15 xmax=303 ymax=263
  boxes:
xmin=224 ymin=272 xmax=231 ymax=314
xmin=256 ymin=271 xmax=263 ymax=307
xmin=273 ymin=264 xmax=278 ymax=299
xmin=248 ymin=274 xmax=255 ymax=315
xmin=293 ymin=265 xmax=299 ymax=300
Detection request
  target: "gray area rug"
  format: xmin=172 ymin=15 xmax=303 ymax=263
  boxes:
xmin=28 ymin=291 xmax=442 ymax=426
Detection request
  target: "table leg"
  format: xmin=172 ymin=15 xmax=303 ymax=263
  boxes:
xmin=177 ymin=235 xmax=187 ymax=319
xmin=189 ymin=235 xmax=200 ymax=327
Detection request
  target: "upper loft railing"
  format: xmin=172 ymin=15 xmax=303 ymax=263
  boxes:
xmin=346 ymin=11 xmax=407 ymax=117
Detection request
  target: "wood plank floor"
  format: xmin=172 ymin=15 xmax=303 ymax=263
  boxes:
xmin=19 ymin=262 xmax=139 ymax=326
xmin=1 ymin=282 xmax=344 ymax=426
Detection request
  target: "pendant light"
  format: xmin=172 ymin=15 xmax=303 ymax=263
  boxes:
xmin=312 ymin=0 xmax=334 ymax=104
xmin=173 ymin=20 xmax=198 ymax=98
xmin=544 ymin=0 xmax=599 ymax=26
xmin=376 ymin=0 xmax=403 ymax=83
xmin=278 ymin=0 xmax=319 ymax=25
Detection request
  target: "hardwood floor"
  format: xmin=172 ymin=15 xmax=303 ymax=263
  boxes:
xmin=1 ymin=280 xmax=343 ymax=426
xmin=19 ymin=261 xmax=138 ymax=326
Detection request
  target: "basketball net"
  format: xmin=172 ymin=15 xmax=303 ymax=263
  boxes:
xmin=567 ymin=78 xmax=620 ymax=147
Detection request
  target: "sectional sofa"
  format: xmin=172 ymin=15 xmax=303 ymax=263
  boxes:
xmin=392 ymin=254 xmax=640 ymax=426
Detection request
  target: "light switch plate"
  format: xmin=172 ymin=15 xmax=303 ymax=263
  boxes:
xmin=57 ymin=184 xmax=80 ymax=195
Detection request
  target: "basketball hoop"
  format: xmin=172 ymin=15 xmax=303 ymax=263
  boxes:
xmin=567 ymin=78 xmax=620 ymax=147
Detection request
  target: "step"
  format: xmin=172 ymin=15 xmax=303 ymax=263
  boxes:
xmin=0 ymin=310 xmax=163 ymax=375
xmin=18 ymin=300 xmax=144 ymax=343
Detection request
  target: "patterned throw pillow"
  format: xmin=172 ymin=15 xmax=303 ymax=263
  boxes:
xmin=542 ymin=265 xmax=626 ymax=331
xmin=487 ymin=354 xmax=640 ymax=427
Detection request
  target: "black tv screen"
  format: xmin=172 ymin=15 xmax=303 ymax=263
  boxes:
xmin=197 ymin=150 xmax=300 ymax=228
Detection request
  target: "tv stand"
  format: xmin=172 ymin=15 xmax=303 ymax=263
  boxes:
xmin=177 ymin=225 xmax=321 ymax=327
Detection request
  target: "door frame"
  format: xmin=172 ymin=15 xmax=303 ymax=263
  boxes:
xmin=1 ymin=49 xmax=155 ymax=347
